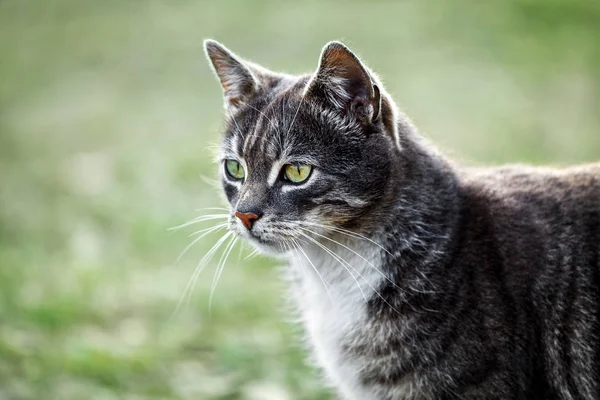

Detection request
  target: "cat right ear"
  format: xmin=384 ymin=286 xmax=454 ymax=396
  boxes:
xmin=204 ymin=40 xmax=258 ymax=110
xmin=306 ymin=41 xmax=381 ymax=125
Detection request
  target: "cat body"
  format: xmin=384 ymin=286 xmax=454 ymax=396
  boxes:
xmin=204 ymin=39 xmax=600 ymax=399
xmin=295 ymin=163 xmax=600 ymax=400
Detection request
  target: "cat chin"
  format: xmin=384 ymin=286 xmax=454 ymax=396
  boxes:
xmin=241 ymin=235 xmax=288 ymax=257
xmin=249 ymin=242 xmax=290 ymax=259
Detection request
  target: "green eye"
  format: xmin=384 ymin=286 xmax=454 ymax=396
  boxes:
xmin=283 ymin=164 xmax=312 ymax=183
xmin=225 ymin=159 xmax=245 ymax=180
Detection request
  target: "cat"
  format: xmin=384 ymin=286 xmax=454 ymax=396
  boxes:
xmin=203 ymin=39 xmax=600 ymax=399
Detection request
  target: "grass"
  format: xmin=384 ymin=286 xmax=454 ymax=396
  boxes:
xmin=0 ymin=0 xmax=598 ymax=399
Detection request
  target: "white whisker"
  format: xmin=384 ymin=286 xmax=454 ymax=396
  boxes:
xmin=297 ymin=226 xmax=402 ymax=292
xmin=193 ymin=207 xmax=229 ymax=212
xmin=209 ymin=235 xmax=238 ymax=313
xmin=297 ymin=232 xmax=368 ymax=303
xmin=286 ymin=90 xmax=306 ymax=137
xmin=300 ymin=221 xmax=393 ymax=257
xmin=240 ymin=101 xmax=281 ymax=135
xmin=175 ymin=222 xmax=228 ymax=264
xmin=244 ymin=247 xmax=261 ymax=260
xmin=188 ymin=222 xmax=229 ymax=237
xmin=290 ymin=237 xmax=333 ymax=304
xmin=285 ymin=238 xmax=309 ymax=281
xmin=302 ymin=232 xmax=402 ymax=315
xmin=168 ymin=214 xmax=229 ymax=231
xmin=199 ymin=175 xmax=222 ymax=190
xmin=173 ymin=231 xmax=233 ymax=317
xmin=227 ymin=106 xmax=246 ymax=137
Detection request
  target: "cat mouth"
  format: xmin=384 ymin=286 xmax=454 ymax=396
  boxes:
xmin=238 ymin=228 xmax=274 ymax=245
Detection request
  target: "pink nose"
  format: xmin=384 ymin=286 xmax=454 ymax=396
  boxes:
xmin=234 ymin=211 xmax=260 ymax=230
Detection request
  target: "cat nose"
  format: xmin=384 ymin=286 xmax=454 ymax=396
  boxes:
xmin=234 ymin=211 xmax=261 ymax=230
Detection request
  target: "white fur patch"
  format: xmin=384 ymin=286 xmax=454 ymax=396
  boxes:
xmin=267 ymin=160 xmax=283 ymax=187
xmin=287 ymin=238 xmax=390 ymax=400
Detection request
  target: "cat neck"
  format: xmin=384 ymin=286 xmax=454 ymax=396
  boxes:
xmin=288 ymin=232 xmax=386 ymax=297
xmin=288 ymin=126 xmax=461 ymax=303
xmin=385 ymin=128 xmax=461 ymax=271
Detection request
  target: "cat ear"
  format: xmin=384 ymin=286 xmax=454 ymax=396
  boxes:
xmin=307 ymin=41 xmax=381 ymax=124
xmin=204 ymin=39 xmax=259 ymax=110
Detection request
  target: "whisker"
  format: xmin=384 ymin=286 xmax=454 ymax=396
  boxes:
xmin=184 ymin=231 xmax=234 ymax=309
xmin=204 ymin=143 xmax=221 ymax=150
xmin=187 ymin=213 xmax=230 ymax=221
xmin=236 ymin=238 xmax=245 ymax=262
xmin=229 ymin=102 xmax=282 ymax=154
xmin=193 ymin=207 xmax=229 ymax=212
xmin=227 ymin=106 xmax=246 ymax=138
xmin=297 ymin=232 xmax=367 ymax=303
xmin=240 ymin=101 xmax=281 ymax=135
xmin=290 ymin=237 xmax=333 ymax=304
xmin=286 ymin=88 xmax=306 ymax=137
xmin=209 ymin=235 xmax=238 ymax=313
xmin=175 ymin=222 xmax=228 ymax=264
xmin=244 ymin=247 xmax=261 ymax=260
xmin=199 ymin=175 xmax=222 ymax=189
xmin=285 ymin=238 xmax=309 ymax=281
xmin=188 ymin=222 xmax=229 ymax=237
xmin=173 ymin=231 xmax=233 ymax=316
xmin=295 ymin=222 xmax=437 ymax=296
xmin=297 ymin=226 xmax=402 ymax=292
xmin=276 ymin=220 xmax=392 ymax=257
xmin=168 ymin=214 xmax=229 ymax=231
xmin=300 ymin=232 xmax=403 ymax=315
xmin=299 ymin=221 xmax=394 ymax=257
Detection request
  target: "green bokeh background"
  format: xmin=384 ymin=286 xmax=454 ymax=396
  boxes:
xmin=1 ymin=1 xmax=599 ymax=399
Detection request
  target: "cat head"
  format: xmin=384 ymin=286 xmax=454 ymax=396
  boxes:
xmin=205 ymin=40 xmax=403 ymax=254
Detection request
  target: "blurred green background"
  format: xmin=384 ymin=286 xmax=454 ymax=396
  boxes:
xmin=0 ymin=1 xmax=599 ymax=399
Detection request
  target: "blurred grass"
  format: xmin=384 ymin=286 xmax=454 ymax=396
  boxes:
xmin=0 ymin=0 xmax=599 ymax=399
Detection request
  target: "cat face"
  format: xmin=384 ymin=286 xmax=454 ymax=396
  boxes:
xmin=205 ymin=40 xmax=400 ymax=254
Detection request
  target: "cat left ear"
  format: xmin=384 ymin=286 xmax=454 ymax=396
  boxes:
xmin=204 ymin=39 xmax=259 ymax=110
xmin=307 ymin=41 xmax=381 ymax=124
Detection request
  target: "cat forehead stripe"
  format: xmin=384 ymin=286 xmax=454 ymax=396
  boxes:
xmin=267 ymin=160 xmax=283 ymax=187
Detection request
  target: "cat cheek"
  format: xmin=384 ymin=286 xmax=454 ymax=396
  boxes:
xmin=223 ymin=182 xmax=239 ymax=204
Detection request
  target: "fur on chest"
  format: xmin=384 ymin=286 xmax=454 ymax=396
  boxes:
xmin=287 ymin=242 xmax=422 ymax=400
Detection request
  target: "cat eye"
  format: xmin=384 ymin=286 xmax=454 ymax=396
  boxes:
xmin=225 ymin=159 xmax=245 ymax=180
xmin=283 ymin=163 xmax=312 ymax=183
